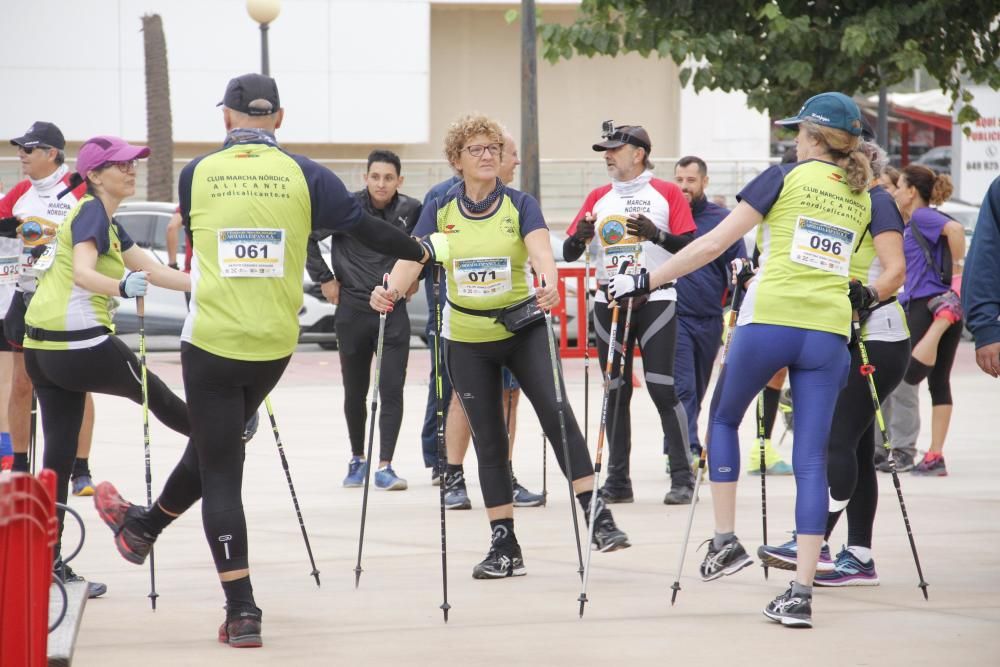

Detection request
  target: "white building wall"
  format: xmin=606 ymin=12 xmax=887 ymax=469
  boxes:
xmin=679 ymin=86 xmax=770 ymax=160
xmin=0 ymin=0 xmax=430 ymax=144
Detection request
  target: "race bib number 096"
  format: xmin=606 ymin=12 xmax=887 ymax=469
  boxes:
xmin=789 ymin=216 xmax=855 ymax=276
xmin=453 ymin=257 xmax=512 ymax=297
xmin=218 ymin=229 xmax=285 ymax=278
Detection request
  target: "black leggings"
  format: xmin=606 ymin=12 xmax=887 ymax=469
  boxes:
xmin=445 ymin=323 xmax=593 ymax=508
xmin=24 ymin=336 xmax=190 ymax=557
xmin=334 ymin=306 xmax=409 ymax=461
xmin=593 ymin=299 xmax=692 ymax=488
xmin=824 ymin=338 xmax=910 ymax=547
xmin=155 ymin=343 xmax=289 ymax=573
xmin=903 ymin=295 xmax=962 ymax=405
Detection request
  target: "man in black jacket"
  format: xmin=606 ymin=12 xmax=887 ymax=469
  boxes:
xmin=306 ymin=149 xmax=421 ymax=490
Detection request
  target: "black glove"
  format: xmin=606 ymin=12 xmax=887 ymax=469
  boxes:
xmin=730 ymin=258 xmax=757 ymax=287
xmin=0 ymin=217 xmax=19 ymax=239
xmin=625 ymin=214 xmax=663 ymax=243
xmin=30 ymin=245 xmax=48 ymax=260
xmin=572 ymin=218 xmax=595 ymax=243
xmin=848 ymin=280 xmax=879 ymax=312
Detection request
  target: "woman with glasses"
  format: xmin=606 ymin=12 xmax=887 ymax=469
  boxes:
xmin=372 ymin=114 xmax=630 ymax=580
xmin=22 ymin=135 xmax=192 ymax=579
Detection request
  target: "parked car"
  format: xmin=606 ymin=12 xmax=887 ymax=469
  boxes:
xmin=111 ymin=201 xmax=337 ymax=345
xmin=914 ymin=145 xmax=951 ymax=175
xmin=937 ymin=198 xmax=981 ymax=246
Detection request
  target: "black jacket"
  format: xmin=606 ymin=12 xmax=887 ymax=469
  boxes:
xmin=306 ymin=189 xmax=422 ymax=313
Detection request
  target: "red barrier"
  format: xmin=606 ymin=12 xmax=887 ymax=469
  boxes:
xmin=553 ymin=266 xmax=597 ymax=359
xmin=0 ymin=470 xmax=58 ymax=667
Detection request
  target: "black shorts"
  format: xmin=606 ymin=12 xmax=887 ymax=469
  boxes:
xmin=4 ymin=291 xmax=28 ymax=350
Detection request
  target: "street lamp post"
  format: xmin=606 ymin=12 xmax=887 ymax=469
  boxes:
xmin=246 ymin=0 xmax=282 ymax=76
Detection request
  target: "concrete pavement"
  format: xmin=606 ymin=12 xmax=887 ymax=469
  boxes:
xmin=58 ymin=340 xmax=999 ymax=666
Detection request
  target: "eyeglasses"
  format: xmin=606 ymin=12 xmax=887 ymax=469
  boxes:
xmin=17 ymin=145 xmax=51 ymax=155
xmin=100 ymin=159 xmax=138 ymax=173
xmin=461 ymin=143 xmax=502 ymax=158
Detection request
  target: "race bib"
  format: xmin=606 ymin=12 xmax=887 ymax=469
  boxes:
xmin=789 ymin=216 xmax=855 ymax=276
xmin=0 ymin=254 xmax=19 ymax=285
xmin=217 ymin=229 xmax=285 ymax=278
xmin=604 ymin=243 xmax=642 ymax=279
xmin=24 ymin=242 xmax=56 ymax=277
xmin=453 ymin=257 xmax=512 ymax=297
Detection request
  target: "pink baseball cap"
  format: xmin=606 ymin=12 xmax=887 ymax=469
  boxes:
xmin=75 ymin=135 xmax=150 ymax=179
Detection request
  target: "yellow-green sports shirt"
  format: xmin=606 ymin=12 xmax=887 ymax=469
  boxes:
xmin=24 ymin=195 xmax=133 ymax=351
xmin=737 ymin=160 xmax=874 ymax=338
xmin=413 ymin=187 xmax=547 ymax=343
xmin=179 ymin=137 xmax=362 ymax=361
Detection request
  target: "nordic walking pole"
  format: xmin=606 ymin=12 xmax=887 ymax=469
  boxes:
xmin=757 ymin=391 xmax=769 ymax=580
xmin=541 ymin=435 xmax=548 ymax=505
xmin=671 ymin=270 xmax=744 ymax=605
xmin=583 ymin=245 xmax=591 ymax=448
xmin=137 ymin=296 xmax=159 ymax=610
xmin=264 ymin=396 xmax=320 ymax=586
xmin=853 ymin=319 xmax=929 ymax=600
xmin=432 ymin=266 xmax=451 ymax=622
xmin=354 ymin=273 xmax=390 ymax=588
xmin=29 ymin=391 xmax=37 ymax=474
xmin=578 ymin=264 xmax=628 ymax=617
xmin=540 ymin=273 xmax=585 ymax=581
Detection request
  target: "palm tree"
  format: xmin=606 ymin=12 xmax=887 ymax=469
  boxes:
xmin=142 ymin=14 xmax=173 ymax=202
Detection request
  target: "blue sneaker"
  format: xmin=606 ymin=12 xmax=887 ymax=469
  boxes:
xmin=374 ymin=465 xmax=408 ymax=490
xmin=757 ymin=533 xmax=835 ymax=572
xmin=814 ymin=547 xmax=879 ymax=587
xmin=343 ymin=457 xmax=367 ymax=488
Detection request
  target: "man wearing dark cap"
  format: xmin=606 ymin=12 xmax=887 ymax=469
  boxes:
xmin=563 ymin=122 xmax=698 ymax=505
xmin=94 ymin=74 xmax=436 ymax=648
xmin=0 ymin=123 xmax=105 ymax=596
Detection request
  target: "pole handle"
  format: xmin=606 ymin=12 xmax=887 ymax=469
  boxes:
xmin=137 ymin=295 xmax=145 ymax=318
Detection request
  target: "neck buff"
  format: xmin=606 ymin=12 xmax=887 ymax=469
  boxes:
xmin=30 ymin=164 xmax=69 ymax=191
xmin=611 ymin=169 xmax=653 ymax=197
xmin=224 ymin=127 xmax=279 ymax=148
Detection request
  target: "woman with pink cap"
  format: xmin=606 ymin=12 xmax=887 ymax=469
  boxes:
xmin=21 ymin=135 xmax=192 ymax=589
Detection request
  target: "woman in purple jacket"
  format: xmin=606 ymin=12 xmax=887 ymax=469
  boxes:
xmin=892 ymin=165 xmax=966 ymax=475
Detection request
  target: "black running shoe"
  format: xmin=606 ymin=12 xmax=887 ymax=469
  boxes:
xmin=444 ymin=470 xmax=472 ymax=510
xmin=699 ymin=536 xmax=753 ymax=581
xmin=54 ymin=560 xmax=107 ymax=599
xmin=763 ymin=584 xmax=813 ymax=628
xmin=94 ymin=481 xmax=155 ymax=565
xmin=598 ymin=483 xmax=634 ymax=504
xmin=663 ymin=484 xmax=694 ymax=505
xmin=472 ymin=525 xmax=526 ymax=579
xmin=218 ymin=606 xmax=263 ymax=648
xmin=586 ymin=497 xmax=631 ymax=552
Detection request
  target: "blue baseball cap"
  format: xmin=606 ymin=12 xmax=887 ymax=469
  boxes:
xmin=774 ymin=92 xmax=863 ymax=137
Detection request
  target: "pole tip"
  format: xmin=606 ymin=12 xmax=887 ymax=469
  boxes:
xmin=440 ymin=602 xmax=451 ymax=623
xmin=312 ymin=570 xmax=321 ymax=587
xmin=920 ymin=581 xmax=929 ymax=600
xmin=354 ymin=567 xmax=362 ymax=588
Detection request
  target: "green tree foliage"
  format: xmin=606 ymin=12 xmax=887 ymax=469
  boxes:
xmin=540 ymin=1 xmax=1000 ymax=123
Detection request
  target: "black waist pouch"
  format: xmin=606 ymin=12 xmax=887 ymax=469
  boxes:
xmin=448 ymin=296 xmax=546 ymax=333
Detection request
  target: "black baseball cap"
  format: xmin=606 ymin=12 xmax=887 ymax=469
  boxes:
xmin=10 ymin=121 xmax=66 ymax=150
xmin=593 ymin=125 xmax=651 ymax=153
xmin=217 ymin=74 xmax=281 ymax=116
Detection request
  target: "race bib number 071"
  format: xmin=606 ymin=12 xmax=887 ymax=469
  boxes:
xmin=218 ymin=229 xmax=285 ymax=278
xmin=453 ymin=256 xmax=512 ymax=297
xmin=789 ymin=216 xmax=855 ymax=276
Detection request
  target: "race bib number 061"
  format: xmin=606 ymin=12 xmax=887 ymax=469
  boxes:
xmin=789 ymin=216 xmax=855 ymax=276
xmin=218 ymin=229 xmax=285 ymax=278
